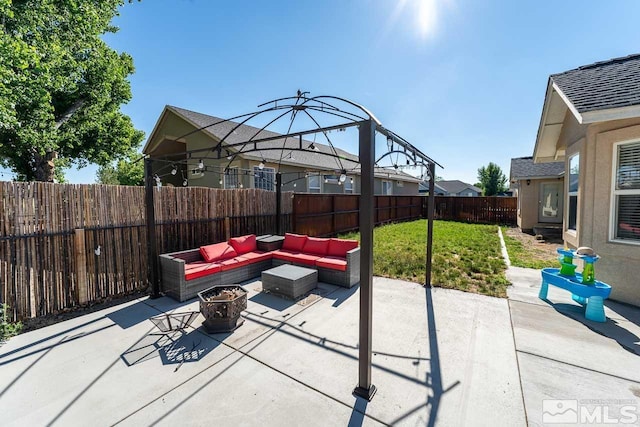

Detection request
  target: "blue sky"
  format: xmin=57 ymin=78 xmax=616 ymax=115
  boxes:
xmin=5 ymin=0 xmax=640 ymax=184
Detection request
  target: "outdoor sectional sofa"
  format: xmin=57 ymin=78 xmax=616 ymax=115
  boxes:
xmin=160 ymin=233 xmax=360 ymax=301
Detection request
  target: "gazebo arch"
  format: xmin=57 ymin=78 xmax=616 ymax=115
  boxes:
xmin=144 ymin=92 xmax=441 ymax=400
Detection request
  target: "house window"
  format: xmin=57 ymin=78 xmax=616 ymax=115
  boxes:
xmin=253 ymin=166 xmax=275 ymax=191
xmin=308 ymin=174 xmax=321 ymax=193
xmin=224 ymin=167 xmax=240 ymax=189
xmin=612 ymin=141 xmax=640 ymax=242
xmin=344 ymin=177 xmax=354 ymax=194
xmin=382 ymin=180 xmax=392 ymax=195
xmin=323 ymin=174 xmax=339 ymax=185
xmin=567 ymin=154 xmax=579 ymax=231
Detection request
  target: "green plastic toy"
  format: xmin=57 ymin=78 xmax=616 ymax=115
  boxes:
xmin=557 ymin=248 xmax=577 ymax=276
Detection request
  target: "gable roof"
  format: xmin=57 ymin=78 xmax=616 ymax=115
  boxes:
xmin=534 ymin=54 xmax=640 ymax=163
xmin=436 ymin=180 xmax=482 ymax=194
xmin=418 ymin=181 xmax=447 ymax=193
xmin=144 ymin=105 xmax=420 ymax=182
xmin=510 ymin=156 xmax=564 ymax=181
xmin=551 ymin=54 xmax=640 ymax=115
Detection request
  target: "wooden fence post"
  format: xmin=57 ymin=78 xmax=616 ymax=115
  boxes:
xmin=74 ymin=228 xmax=88 ymax=304
xmin=225 ymin=217 xmax=231 ymax=241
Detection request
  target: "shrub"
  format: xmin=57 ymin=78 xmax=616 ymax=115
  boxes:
xmin=1 ymin=304 xmax=22 ymax=341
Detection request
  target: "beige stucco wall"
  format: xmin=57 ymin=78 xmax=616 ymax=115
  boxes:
xmin=516 ymin=177 xmax=564 ymax=231
xmin=560 ymin=115 xmax=640 ymax=306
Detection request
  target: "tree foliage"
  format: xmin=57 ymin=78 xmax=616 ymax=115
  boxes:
xmin=477 ymin=162 xmax=508 ymax=196
xmin=96 ymin=151 xmax=144 ymax=186
xmin=0 ymin=0 xmax=143 ymax=181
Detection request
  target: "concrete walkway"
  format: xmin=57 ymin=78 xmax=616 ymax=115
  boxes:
xmin=0 ymin=278 xmax=526 ymax=427
xmin=507 ymin=266 xmax=640 ymax=426
xmin=1 ymin=270 xmax=638 ymax=426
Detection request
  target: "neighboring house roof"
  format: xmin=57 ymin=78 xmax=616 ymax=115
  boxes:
xmin=436 ymin=180 xmax=482 ymax=194
xmin=534 ymin=54 xmax=640 ymax=163
xmin=144 ymin=105 xmax=420 ymax=183
xmin=418 ymin=181 xmax=447 ymax=193
xmin=510 ymin=156 xmax=564 ymax=181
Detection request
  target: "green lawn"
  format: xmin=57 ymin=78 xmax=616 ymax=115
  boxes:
xmin=340 ymin=220 xmax=510 ymax=297
xmin=500 ymin=227 xmax=558 ymax=269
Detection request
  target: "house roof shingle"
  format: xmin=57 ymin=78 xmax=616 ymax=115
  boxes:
xmin=162 ymin=106 xmax=420 ymax=182
xmin=551 ymin=54 xmax=640 ymax=113
xmin=510 ymin=156 xmax=564 ymax=180
xmin=435 ymin=180 xmax=482 ymax=194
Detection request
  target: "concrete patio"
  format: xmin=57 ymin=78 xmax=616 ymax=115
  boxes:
xmin=0 ymin=271 xmax=638 ymax=426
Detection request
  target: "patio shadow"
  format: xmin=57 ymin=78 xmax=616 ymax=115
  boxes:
xmin=121 ymin=327 xmax=220 ymax=367
xmin=545 ymin=302 xmax=640 ymax=356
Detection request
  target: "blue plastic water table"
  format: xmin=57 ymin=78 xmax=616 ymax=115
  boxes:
xmin=539 ymin=248 xmax=612 ymax=322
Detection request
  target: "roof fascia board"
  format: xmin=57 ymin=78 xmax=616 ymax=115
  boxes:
xmin=511 ymin=175 xmax=564 ymax=181
xmin=142 ymin=106 xmax=171 ymax=154
xmin=581 ymin=104 xmax=640 ymax=123
xmin=551 ymin=82 xmax=584 ymax=124
xmin=535 ymin=155 xmax=561 ymax=163
xmin=533 ymin=80 xmax=555 ymax=161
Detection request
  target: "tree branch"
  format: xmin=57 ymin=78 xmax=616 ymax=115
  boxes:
xmin=54 ymin=99 xmax=85 ymax=130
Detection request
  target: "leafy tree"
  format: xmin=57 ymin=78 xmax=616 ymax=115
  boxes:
xmin=0 ymin=0 xmax=143 ymax=182
xmin=477 ymin=162 xmax=507 ymax=196
xmin=96 ymin=151 xmax=144 ymax=186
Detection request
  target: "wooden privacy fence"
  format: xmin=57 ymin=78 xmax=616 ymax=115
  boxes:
xmin=432 ymin=196 xmax=517 ymax=225
xmin=0 ymin=181 xmax=292 ymax=321
xmin=292 ymin=194 xmax=424 ymax=236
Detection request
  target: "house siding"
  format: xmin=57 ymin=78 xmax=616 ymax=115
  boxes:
xmin=516 ymin=177 xmax=564 ymax=231
xmin=560 ymin=116 xmax=640 ymax=306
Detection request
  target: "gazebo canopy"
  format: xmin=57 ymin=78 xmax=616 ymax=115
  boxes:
xmin=144 ymin=91 xmax=441 ymax=401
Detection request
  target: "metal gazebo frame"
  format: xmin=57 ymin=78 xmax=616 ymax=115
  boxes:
xmin=144 ymin=92 xmax=441 ymax=401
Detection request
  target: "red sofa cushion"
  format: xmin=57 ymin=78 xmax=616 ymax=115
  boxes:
xmin=237 ymin=251 xmax=272 ymax=264
xmin=229 ymin=234 xmax=257 ymax=255
xmin=282 ymin=233 xmax=307 ymax=252
xmin=303 ymin=237 xmax=330 ymax=256
xmin=315 ymin=256 xmax=348 ymax=272
xmin=200 ymin=242 xmax=237 ymax=263
xmin=185 ymin=262 xmax=222 ymax=281
xmin=218 ymin=257 xmax=253 ymax=272
xmin=272 ymin=249 xmax=320 ymax=266
xmin=327 ymin=239 xmax=359 ymax=258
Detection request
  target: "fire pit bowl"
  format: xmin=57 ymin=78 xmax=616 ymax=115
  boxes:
xmin=198 ymin=285 xmax=248 ymax=333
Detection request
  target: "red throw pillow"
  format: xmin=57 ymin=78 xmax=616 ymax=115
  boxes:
xmin=327 ymin=238 xmax=359 ymax=258
xmin=282 ymin=233 xmax=307 ymax=252
xmin=229 ymin=234 xmax=257 ymax=255
xmin=303 ymin=237 xmax=330 ymax=256
xmin=200 ymin=242 xmax=238 ymax=262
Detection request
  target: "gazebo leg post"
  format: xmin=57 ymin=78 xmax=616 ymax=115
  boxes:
xmin=425 ymin=162 xmax=435 ymax=287
xmin=354 ymin=119 xmax=376 ymax=400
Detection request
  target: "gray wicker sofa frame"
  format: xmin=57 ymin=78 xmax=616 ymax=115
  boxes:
xmin=159 ymin=236 xmax=360 ymax=302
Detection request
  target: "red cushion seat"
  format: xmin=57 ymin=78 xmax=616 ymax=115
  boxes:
xmin=315 ymin=256 xmax=347 ymax=272
xmin=282 ymin=233 xmax=307 ymax=252
xmin=272 ymin=249 xmax=321 ymax=266
xmin=218 ymin=257 xmax=253 ymax=272
xmin=184 ymin=262 xmax=222 ymax=281
xmin=200 ymin=242 xmax=237 ymax=262
xmin=327 ymin=238 xmax=359 ymax=258
xmin=229 ymin=234 xmax=257 ymax=255
xmin=237 ymin=251 xmax=272 ymax=264
xmin=302 ymin=237 xmax=330 ymax=256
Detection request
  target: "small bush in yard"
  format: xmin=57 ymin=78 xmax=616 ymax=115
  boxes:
xmin=1 ymin=303 xmax=22 ymax=341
